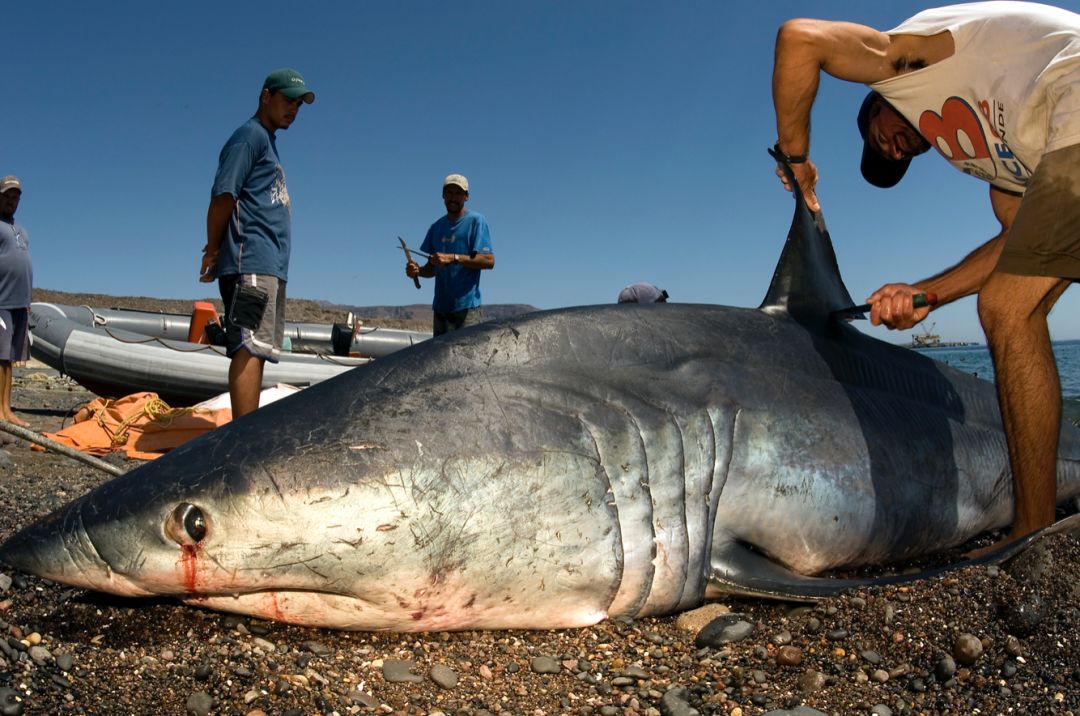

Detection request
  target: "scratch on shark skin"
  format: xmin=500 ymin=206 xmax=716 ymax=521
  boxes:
xmin=262 ymin=465 xmax=286 ymax=504
xmin=349 ymin=443 xmax=381 ymax=452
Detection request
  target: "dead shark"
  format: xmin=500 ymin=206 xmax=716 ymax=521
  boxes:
xmin=2 ymin=158 xmax=1078 ymax=631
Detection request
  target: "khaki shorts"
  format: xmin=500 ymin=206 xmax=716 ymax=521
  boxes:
xmin=219 ymin=274 xmax=286 ymax=362
xmin=996 ymin=143 xmax=1080 ymax=279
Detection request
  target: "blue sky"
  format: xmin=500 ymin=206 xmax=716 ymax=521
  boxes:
xmin=7 ymin=0 xmax=1080 ymax=344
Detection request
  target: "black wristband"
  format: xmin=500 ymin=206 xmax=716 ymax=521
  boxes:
xmin=773 ymin=143 xmax=808 ymax=164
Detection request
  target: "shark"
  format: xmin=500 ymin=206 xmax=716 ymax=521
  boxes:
xmin=2 ymin=157 xmax=1078 ymax=631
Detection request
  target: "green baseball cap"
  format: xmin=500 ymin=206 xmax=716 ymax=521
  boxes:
xmin=262 ymin=68 xmax=315 ymax=104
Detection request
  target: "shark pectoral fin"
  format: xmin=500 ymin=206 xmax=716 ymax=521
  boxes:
xmin=705 ymin=540 xmax=849 ymax=603
xmin=704 ymin=540 xmax=941 ymax=603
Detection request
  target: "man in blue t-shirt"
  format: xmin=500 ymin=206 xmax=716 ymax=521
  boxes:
xmin=405 ymin=174 xmax=495 ymax=335
xmin=0 ymin=176 xmax=31 ymax=428
xmin=199 ymin=68 xmax=314 ymax=418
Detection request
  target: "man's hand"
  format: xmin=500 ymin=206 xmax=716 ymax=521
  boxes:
xmin=405 ymin=260 xmax=421 ymax=279
xmin=775 ymin=159 xmax=820 ymax=212
xmin=199 ymin=245 xmax=218 ymax=284
xmin=866 ymin=283 xmax=933 ymax=330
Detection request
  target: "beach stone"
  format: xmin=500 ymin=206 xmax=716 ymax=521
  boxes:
xmin=674 ymin=603 xmax=731 ymax=632
xmin=695 ymin=614 xmax=754 ymax=647
xmin=658 ymin=686 xmax=699 ymax=716
xmin=186 ymin=691 xmax=215 ymax=716
xmin=797 ymin=669 xmax=826 ymax=693
xmin=776 ymin=646 xmax=804 ymax=666
xmin=301 ymin=640 xmax=331 ymax=657
xmin=382 ymin=659 xmax=423 ymax=683
xmin=429 ymin=664 xmax=458 ymax=689
xmin=530 ymin=656 xmax=561 ymax=674
xmin=934 ymin=655 xmax=957 ymax=681
xmin=0 ymin=687 xmax=21 ymax=716
xmin=952 ymin=633 xmax=984 ymax=665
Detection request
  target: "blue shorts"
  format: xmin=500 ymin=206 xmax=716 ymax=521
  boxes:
xmin=0 ymin=308 xmax=30 ymax=362
xmin=218 ymin=274 xmax=286 ymax=362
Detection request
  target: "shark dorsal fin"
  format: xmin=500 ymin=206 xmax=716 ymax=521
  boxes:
xmin=759 ymin=149 xmax=857 ymax=332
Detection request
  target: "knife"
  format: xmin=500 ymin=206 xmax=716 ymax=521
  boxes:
xmin=832 ymin=292 xmax=938 ymax=320
xmin=398 ymin=237 xmax=422 ymax=289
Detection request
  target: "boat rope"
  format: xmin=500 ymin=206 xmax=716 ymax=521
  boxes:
xmin=100 ymin=327 xmax=227 ymax=354
xmin=94 ymin=396 xmax=194 ymax=447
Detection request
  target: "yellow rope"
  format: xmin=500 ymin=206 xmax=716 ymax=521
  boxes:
xmin=93 ymin=396 xmax=195 ymax=447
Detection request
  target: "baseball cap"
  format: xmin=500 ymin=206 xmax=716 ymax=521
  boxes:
xmin=443 ymin=174 xmax=469 ymax=192
xmin=618 ymin=283 xmax=668 ymax=304
xmin=857 ymin=91 xmax=912 ymax=188
xmin=0 ymin=176 xmax=21 ymax=194
xmin=263 ymin=68 xmax=315 ymax=104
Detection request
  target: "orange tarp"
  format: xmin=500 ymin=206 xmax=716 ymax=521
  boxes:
xmin=37 ymin=392 xmax=231 ymax=461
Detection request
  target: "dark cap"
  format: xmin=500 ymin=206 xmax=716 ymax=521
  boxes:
xmin=857 ymin=91 xmax=911 ymax=188
xmin=263 ymin=68 xmax=315 ymax=104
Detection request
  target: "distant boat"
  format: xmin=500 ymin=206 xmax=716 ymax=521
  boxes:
xmin=908 ymin=321 xmax=975 ymax=349
xmin=29 ymin=302 xmax=431 ymax=405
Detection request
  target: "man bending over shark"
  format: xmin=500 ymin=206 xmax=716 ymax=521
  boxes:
xmin=771 ymin=2 xmax=1080 ymax=553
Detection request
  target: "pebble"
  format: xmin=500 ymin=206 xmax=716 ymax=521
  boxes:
xmin=529 ymin=656 xmax=562 ymax=674
xmin=775 ymin=646 xmax=803 ymax=666
xmin=0 ymin=687 xmax=21 ymax=716
xmin=382 ymin=659 xmax=424 ymax=683
xmin=695 ymin=614 xmax=754 ymax=647
xmin=185 ymin=691 xmax=215 ymax=716
xmin=429 ymin=663 xmax=458 ymax=689
xmin=952 ymin=633 xmax=984 ymax=665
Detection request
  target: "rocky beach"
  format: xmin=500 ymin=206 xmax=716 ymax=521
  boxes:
xmin=0 ymin=362 xmax=1076 ymax=716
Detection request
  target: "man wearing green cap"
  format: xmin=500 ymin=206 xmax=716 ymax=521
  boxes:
xmin=199 ymin=68 xmax=315 ymax=418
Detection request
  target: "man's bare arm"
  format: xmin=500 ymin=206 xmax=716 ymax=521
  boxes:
xmin=772 ymin=19 xmax=894 ymax=158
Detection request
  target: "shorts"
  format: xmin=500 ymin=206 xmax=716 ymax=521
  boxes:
xmin=996 ymin=143 xmax=1080 ymax=279
xmin=218 ymin=274 xmax=286 ymax=362
xmin=433 ymin=307 xmax=484 ymax=336
xmin=0 ymin=308 xmax=30 ymax=362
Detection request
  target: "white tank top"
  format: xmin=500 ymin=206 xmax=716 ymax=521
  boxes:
xmin=870 ymin=1 xmax=1080 ymax=193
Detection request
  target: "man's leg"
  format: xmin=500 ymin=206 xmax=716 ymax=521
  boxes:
xmin=0 ymin=360 xmax=25 ymax=426
xmin=978 ymin=272 xmax=1069 ymax=544
xmin=228 ymin=349 xmax=264 ymax=419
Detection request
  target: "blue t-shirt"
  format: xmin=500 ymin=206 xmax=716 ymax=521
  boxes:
xmin=0 ymin=219 xmax=32 ymax=309
xmin=210 ymin=117 xmax=292 ymax=280
xmin=420 ymin=211 xmax=493 ymax=313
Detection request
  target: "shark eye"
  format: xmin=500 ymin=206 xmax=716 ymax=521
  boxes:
xmin=168 ymin=503 xmax=208 ymax=545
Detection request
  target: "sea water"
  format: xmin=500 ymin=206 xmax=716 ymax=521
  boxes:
xmin=915 ymin=339 xmax=1080 ymax=402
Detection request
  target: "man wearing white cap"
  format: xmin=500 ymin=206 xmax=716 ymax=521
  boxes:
xmin=0 ymin=176 xmax=32 ymax=427
xmin=406 ymin=174 xmax=495 ymax=335
xmin=199 ymin=68 xmax=315 ymax=418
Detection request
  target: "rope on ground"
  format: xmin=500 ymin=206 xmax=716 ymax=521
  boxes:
xmin=93 ymin=396 xmax=193 ymax=447
xmin=0 ymin=419 xmax=126 ymax=477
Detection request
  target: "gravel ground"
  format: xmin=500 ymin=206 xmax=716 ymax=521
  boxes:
xmin=0 ymin=366 xmax=1077 ymax=716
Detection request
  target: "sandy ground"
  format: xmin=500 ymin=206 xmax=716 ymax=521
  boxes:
xmin=0 ymin=364 xmax=1077 ymax=716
